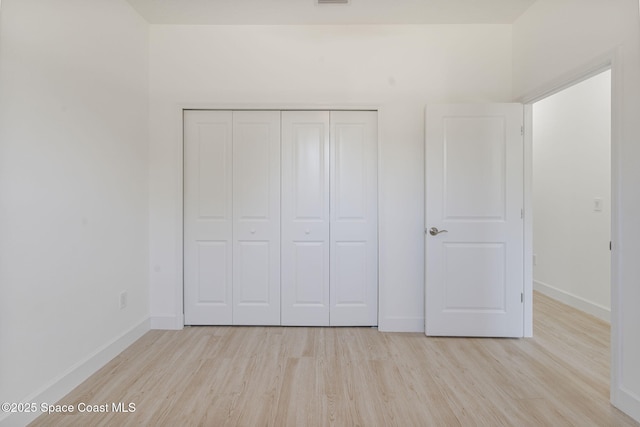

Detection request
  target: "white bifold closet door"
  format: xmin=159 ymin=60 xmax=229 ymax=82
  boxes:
xmin=232 ymin=111 xmax=281 ymax=325
xmin=185 ymin=109 xmax=376 ymax=326
xmin=184 ymin=110 xmax=234 ymax=325
xmin=281 ymin=112 xmax=331 ymax=326
xmin=281 ymin=111 xmax=378 ymax=326
xmin=184 ymin=110 xmax=280 ymax=325
xmin=329 ymin=111 xmax=378 ymax=326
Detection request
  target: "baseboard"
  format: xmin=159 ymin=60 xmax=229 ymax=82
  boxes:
xmin=378 ymin=316 xmax=424 ymax=333
xmin=613 ymin=386 xmax=640 ymax=423
xmin=0 ymin=318 xmax=150 ymax=427
xmin=534 ymin=280 xmax=611 ymax=323
xmin=150 ymin=314 xmax=184 ymax=330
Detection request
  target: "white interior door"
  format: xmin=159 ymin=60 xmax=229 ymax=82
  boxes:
xmin=184 ymin=110 xmax=233 ymax=325
xmin=232 ymin=111 xmax=281 ymax=325
xmin=330 ymin=111 xmax=378 ymax=326
xmin=425 ymin=104 xmax=524 ymax=337
xmin=281 ymin=111 xmax=331 ymax=326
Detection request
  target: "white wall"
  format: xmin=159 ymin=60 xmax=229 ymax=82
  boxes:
xmin=514 ymin=0 xmax=640 ymax=421
xmin=0 ymin=0 xmax=150 ymax=424
xmin=533 ymin=70 xmax=611 ymax=321
xmin=147 ymin=24 xmax=514 ymax=332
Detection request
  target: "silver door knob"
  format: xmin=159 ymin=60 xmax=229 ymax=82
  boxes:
xmin=428 ymin=227 xmax=448 ymax=236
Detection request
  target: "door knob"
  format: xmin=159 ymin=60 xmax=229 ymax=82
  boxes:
xmin=428 ymin=227 xmax=448 ymax=236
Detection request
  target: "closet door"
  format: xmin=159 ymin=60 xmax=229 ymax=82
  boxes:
xmin=184 ymin=110 xmax=233 ymax=325
xmin=232 ymin=111 xmax=281 ymax=325
xmin=330 ymin=111 xmax=378 ymax=326
xmin=281 ymin=111 xmax=331 ymax=326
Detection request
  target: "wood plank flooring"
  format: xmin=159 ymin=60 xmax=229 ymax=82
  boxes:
xmin=30 ymin=292 xmax=639 ymax=426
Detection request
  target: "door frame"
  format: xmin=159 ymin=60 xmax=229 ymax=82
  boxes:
xmin=518 ymin=49 xmax=621 ymax=400
xmin=177 ymin=104 xmax=382 ymax=328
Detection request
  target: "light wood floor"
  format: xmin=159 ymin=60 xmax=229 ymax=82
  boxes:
xmin=30 ymin=292 xmax=638 ymax=426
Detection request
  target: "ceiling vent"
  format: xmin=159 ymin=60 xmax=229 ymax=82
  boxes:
xmin=317 ymin=0 xmax=349 ymax=4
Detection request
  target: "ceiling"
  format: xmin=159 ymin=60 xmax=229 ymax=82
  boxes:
xmin=125 ymin=0 xmax=538 ymax=25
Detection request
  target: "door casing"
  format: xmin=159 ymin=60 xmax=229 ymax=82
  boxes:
xmin=518 ymin=50 xmax=621 ymax=409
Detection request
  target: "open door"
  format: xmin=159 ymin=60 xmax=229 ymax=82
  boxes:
xmin=425 ymin=104 xmax=524 ymax=337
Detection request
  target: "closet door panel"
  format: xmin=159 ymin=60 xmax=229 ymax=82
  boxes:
xmin=281 ymin=111 xmax=330 ymax=326
xmin=237 ymin=241 xmax=270 ymax=302
xmin=330 ymin=111 xmax=378 ymax=326
xmin=232 ymin=111 xmax=281 ymax=325
xmin=334 ymin=242 xmax=368 ymax=303
xmin=184 ymin=110 xmax=233 ymax=325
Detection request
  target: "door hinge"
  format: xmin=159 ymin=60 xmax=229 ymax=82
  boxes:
xmin=521 ymin=293 xmax=524 ymax=303
xmin=610 ymin=241 xmax=612 ymax=251
xmin=521 ymin=125 xmax=524 ymax=136
xmin=521 ymin=208 xmax=524 ymax=219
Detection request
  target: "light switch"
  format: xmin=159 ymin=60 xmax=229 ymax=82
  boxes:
xmin=593 ymin=198 xmax=603 ymax=212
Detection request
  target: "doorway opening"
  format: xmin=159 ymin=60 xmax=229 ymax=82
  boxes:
xmin=531 ymin=69 xmax=612 ymax=325
xmin=521 ymin=52 xmax=621 ymax=408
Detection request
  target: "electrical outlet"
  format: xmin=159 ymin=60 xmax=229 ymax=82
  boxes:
xmin=119 ymin=291 xmax=128 ymax=310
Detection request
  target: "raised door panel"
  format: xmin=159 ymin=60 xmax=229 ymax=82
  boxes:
xmin=281 ymin=111 xmax=330 ymax=326
xmin=184 ymin=110 xmax=233 ymax=325
xmin=330 ymin=111 xmax=378 ymax=326
xmin=232 ymin=111 xmax=281 ymax=325
xmin=444 ymin=117 xmax=507 ymax=221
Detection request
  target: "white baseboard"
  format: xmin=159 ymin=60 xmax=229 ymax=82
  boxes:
xmin=0 ymin=318 xmax=150 ymax=427
xmin=378 ymin=316 xmax=424 ymax=333
xmin=613 ymin=386 xmax=640 ymax=423
xmin=534 ymin=280 xmax=610 ymax=323
xmin=150 ymin=314 xmax=184 ymax=330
